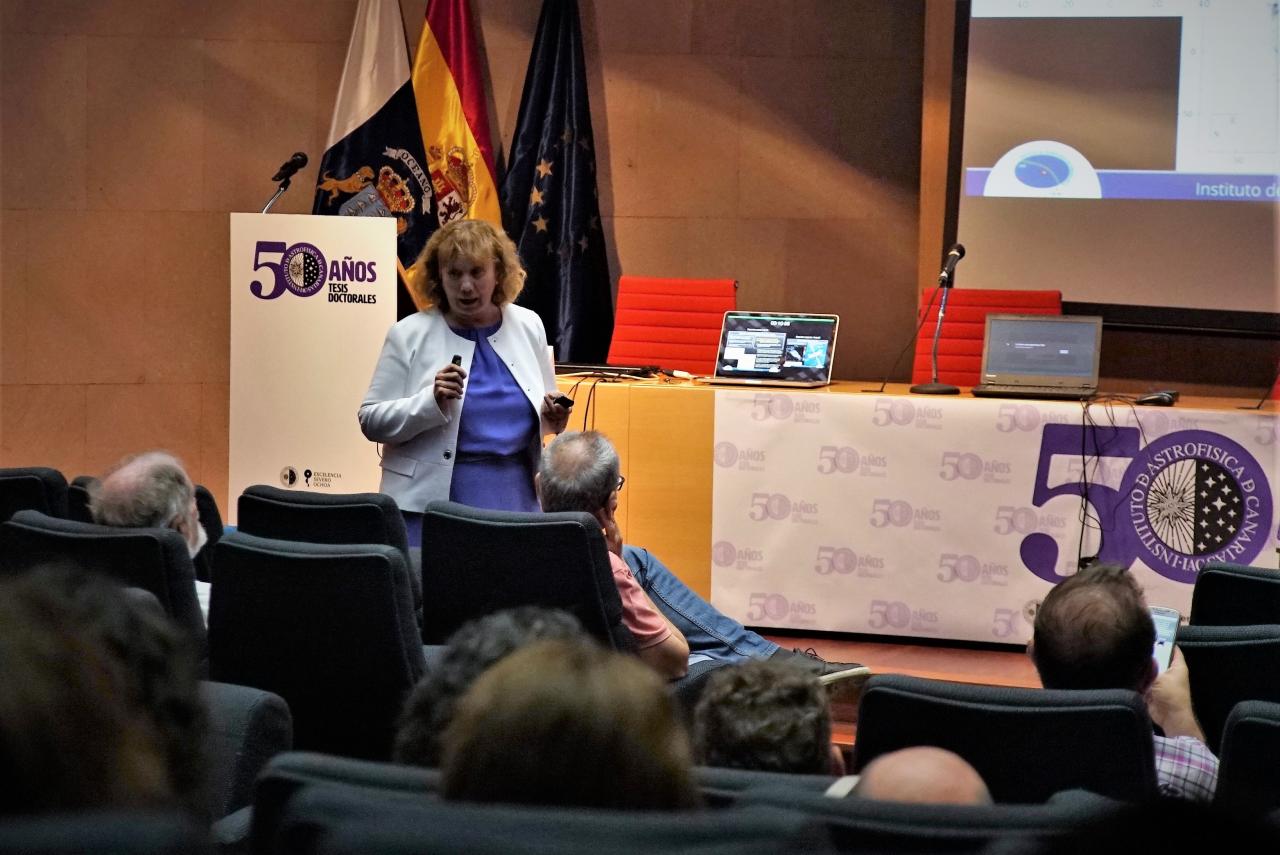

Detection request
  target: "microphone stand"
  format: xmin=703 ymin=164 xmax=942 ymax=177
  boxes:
xmin=910 ymin=277 xmax=960 ymax=395
xmin=260 ymin=176 xmax=293 ymax=214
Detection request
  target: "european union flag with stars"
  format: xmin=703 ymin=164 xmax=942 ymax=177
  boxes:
xmin=501 ymin=0 xmax=613 ymax=363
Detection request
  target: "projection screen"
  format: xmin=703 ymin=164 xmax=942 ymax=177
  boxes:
xmin=956 ymin=0 xmax=1279 ymax=329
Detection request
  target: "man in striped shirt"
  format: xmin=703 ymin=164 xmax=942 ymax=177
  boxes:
xmin=1029 ymin=563 xmax=1218 ymax=801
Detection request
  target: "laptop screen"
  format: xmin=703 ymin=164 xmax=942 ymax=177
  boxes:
xmin=982 ymin=315 xmax=1102 ymax=386
xmin=714 ymin=312 xmax=839 ymax=383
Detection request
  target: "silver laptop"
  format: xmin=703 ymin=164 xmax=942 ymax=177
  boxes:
xmin=703 ymin=311 xmax=839 ymax=388
xmin=971 ymin=314 xmax=1102 ymax=400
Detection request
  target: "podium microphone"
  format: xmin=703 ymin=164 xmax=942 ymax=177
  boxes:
xmin=910 ymin=243 xmax=966 ymax=396
xmin=262 ymin=151 xmax=309 ymax=213
xmin=271 ymin=152 xmax=308 ymax=183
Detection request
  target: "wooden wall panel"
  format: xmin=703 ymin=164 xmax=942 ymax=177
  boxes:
xmin=0 ymin=0 xmax=928 ymax=516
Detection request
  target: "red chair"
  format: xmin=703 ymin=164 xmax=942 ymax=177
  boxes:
xmin=606 ymin=276 xmax=737 ymax=375
xmin=912 ymin=288 xmax=1063 ymax=387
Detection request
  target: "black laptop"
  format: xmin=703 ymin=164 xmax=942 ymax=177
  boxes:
xmin=971 ymin=314 xmax=1102 ymax=401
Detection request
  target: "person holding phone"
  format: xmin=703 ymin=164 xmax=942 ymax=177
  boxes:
xmin=359 ymin=219 xmax=572 ymax=542
xmin=1028 ymin=563 xmax=1218 ymax=802
xmin=1150 ymin=606 xmax=1180 ymax=675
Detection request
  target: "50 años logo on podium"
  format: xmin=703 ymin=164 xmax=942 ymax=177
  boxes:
xmin=247 ymin=240 xmax=380 ymax=304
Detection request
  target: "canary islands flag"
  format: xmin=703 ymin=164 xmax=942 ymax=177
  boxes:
xmin=313 ymin=0 xmax=431 ymax=319
xmin=412 ymin=0 xmax=502 ymax=228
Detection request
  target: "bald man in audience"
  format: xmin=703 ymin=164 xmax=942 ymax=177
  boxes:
xmin=853 ymin=747 xmax=992 ymax=805
xmin=90 ymin=451 xmax=210 ymax=616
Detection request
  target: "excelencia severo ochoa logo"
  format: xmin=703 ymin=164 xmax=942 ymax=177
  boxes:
xmin=248 ymin=241 xmax=378 ymax=304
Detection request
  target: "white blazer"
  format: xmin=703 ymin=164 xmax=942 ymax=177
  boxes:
xmin=358 ymin=304 xmax=557 ymax=512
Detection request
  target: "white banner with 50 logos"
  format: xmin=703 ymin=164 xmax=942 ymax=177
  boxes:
xmin=710 ymin=391 xmax=1279 ymax=644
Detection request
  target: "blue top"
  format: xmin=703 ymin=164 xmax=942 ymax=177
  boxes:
xmin=452 ymin=320 xmax=539 ymax=455
xmin=447 ymin=319 xmax=540 ymax=512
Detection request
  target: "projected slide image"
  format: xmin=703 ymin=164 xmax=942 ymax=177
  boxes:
xmin=983 ymin=140 xmax=1102 ymax=198
xmin=965 ymin=2 xmax=1280 ymax=203
xmin=957 ymin=0 xmax=1279 ymax=316
xmin=965 ymin=14 xmax=1179 ymax=198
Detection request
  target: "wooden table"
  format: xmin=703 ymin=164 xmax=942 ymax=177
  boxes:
xmin=558 ymin=376 xmax=1278 ymax=618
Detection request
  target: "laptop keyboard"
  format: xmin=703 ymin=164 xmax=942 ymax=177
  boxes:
xmin=972 ymin=384 xmax=1095 ymax=401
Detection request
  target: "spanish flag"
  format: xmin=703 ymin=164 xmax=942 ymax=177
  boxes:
xmin=412 ymin=0 xmax=501 ymax=230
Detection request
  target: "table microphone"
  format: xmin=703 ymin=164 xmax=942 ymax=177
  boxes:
xmin=938 ymin=243 xmax=965 ymax=286
xmin=911 ymin=244 xmax=966 ymax=395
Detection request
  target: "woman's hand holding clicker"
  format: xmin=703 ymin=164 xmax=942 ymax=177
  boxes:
xmin=433 ymin=363 xmax=466 ymax=406
xmin=542 ymin=392 xmax=572 ymax=434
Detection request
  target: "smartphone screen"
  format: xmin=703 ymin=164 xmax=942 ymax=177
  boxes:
xmin=1151 ymin=607 xmax=1180 ymax=674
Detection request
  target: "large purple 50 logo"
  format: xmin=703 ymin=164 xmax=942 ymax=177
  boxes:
xmin=249 ymin=240 xmax=328 ymax=299
xmin=1020 ymin=425 xmax=1272 ymax=584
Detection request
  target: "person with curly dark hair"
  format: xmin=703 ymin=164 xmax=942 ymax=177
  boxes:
xmin=693 ymin=660 xmax=840 ymax=775
xmin=393 ymin=606 xmax=584 ymax=767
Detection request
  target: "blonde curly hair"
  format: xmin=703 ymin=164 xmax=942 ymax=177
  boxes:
xmin=410 ymin=219 xmax=527 ymax=312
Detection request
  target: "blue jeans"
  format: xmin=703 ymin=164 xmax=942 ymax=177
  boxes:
xmin=623 ymin=545 xmax=779 ymax=663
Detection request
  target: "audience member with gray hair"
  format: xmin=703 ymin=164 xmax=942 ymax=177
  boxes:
xmin=89 ymin=451 xmax=211 ymax=614
xmin=91 ymin=451 xmax=207 ymax=558
xmin=536 ymin=430 xmax=623 ymax=516
xmin=536 ymin=431 xmax=863 ymax=681
xmin=537 ymin=432 xmax=689 ymax=679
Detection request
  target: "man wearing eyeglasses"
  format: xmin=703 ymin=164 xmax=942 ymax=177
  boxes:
xmin=536 ymin=431 xmax=687 ymax=678
xmin=537 ymin=431 xmax=861 ymax=681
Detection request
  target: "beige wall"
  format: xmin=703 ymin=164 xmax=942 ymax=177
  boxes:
xmin=0 ymin=0 xmax=926 ymax=510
